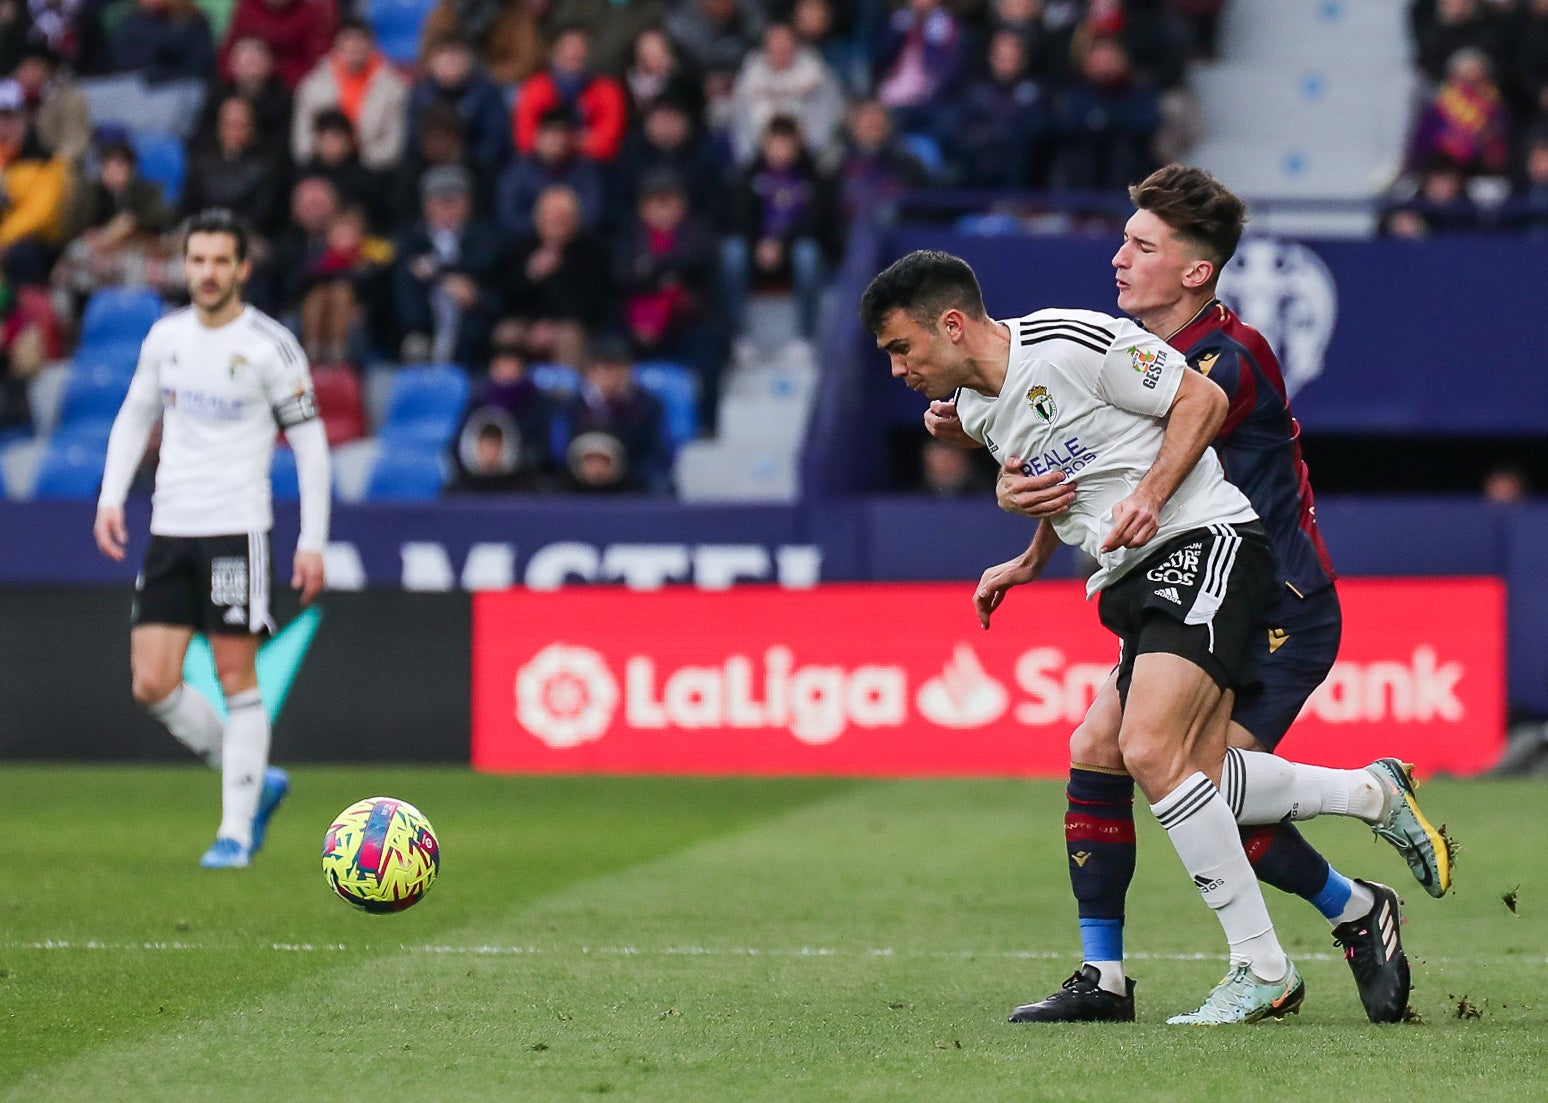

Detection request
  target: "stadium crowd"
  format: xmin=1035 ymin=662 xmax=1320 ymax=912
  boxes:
xmin=0 ymin=0 xmax=1226 ymax=492
xmin=1384 ymin=0 xmax=1548 ymax=234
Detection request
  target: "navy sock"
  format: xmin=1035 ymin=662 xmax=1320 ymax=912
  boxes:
xmin=1066 ymin=765 xmax=1136 ymax=965
xmin=1240 ymin=822 xmax=1351 ymax=919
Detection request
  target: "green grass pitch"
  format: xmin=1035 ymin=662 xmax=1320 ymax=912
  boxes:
xmin=1 ymin=765 xmax=1543 ymax=1101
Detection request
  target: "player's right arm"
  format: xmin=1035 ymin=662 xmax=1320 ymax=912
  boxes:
xmin=974 ymin=518 xmax=1060 ymax=630
xmin=94 ymin=335 xmax=165 ymax=561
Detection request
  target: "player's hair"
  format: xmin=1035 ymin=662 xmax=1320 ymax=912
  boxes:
xmin=859 ymin=250 xmax=988 ymax=335
xmin=181 ymin=208 xmax=251 ymax=261
xmin=1128 ymin=164 xmax=1247 ymax=272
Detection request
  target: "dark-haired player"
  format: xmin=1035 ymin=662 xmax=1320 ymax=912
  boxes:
xmin=94 ymin=209 xmax=331 ymax=869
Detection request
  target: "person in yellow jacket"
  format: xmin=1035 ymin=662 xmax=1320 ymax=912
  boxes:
xmin=0 ymin=79 xmax=73 ymax=285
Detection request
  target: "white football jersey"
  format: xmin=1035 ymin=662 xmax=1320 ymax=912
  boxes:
xmin=955 ymin=308 xmax=1258 ymax=594
xmin=121 ymin=306 xmax=316 ymax=538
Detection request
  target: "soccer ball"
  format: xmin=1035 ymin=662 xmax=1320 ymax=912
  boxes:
xmin=321 ymin=797 xmax=440 ymax=913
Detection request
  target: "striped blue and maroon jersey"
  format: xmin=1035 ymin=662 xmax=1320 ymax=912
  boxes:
xmin=1168 ymin=300 xmax=1337 ymax=598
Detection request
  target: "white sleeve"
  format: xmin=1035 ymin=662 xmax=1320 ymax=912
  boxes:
xmin=1095 ymin=323 xmax=1185 ymax=418
xmin=283 ymin=417 xmax=331 ymax=553
xmin=97 ymin=342 xmax=164 ymax=510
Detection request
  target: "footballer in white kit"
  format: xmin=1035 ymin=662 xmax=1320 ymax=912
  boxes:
xmin=861 ymin=249 xmax=1304 ymax=1026
xmin=95 ymin=209 xmax=331 ymax=870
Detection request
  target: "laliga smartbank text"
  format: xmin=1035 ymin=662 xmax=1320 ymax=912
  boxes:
xmin=470 ymin=580 xmax=1504 ymax=777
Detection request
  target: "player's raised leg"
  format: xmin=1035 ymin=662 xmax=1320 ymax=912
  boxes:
xmin=131 ymin=623 xmax=223 ymax=765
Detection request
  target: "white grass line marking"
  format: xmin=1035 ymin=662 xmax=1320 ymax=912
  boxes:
xmin=6 ymin=940 xmax=1543 ymax=966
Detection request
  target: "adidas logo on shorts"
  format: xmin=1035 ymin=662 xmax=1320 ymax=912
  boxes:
xmin=1154 ymin=586 xmax=1181 ymax=604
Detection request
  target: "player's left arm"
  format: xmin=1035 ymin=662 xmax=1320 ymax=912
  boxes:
xmin=1096 ymin=327 xmax=1228 ymax=552
xmin=268 ymin=354 xmax=331 ymax=604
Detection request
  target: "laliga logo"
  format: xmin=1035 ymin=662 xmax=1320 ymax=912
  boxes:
xmin=1217 ymin=236 xmax=1337 ymax=398
xmin=915 ymin=645 xmax=1009 ymax=728
xmin=515 ymin=643 xmax=620 ymax=748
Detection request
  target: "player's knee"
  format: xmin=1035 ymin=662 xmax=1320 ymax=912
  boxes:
xmin=1069 ymin=719 xmax=1123 ymax=769
xmin=1116 ymin=728 xmax=1181 ymax=797
xmin=215 ymin=666 xmax=258 ymax=698
xmin=132 ymin=671 xmax=179 ymax=708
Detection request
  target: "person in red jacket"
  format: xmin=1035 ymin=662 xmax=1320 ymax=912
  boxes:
xmin=513 ymin=25 xmax=627 ymax=163
xmin=219 ymin=0 xmax=338 ymax=91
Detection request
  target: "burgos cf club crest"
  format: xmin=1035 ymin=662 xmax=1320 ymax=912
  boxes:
xmin=228 ymin=352 xmax=249 ymax=379
xmin=1026 ymin=385 xmax=1057 ymax=423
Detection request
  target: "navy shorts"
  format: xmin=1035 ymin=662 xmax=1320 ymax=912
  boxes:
xmin=1230 ymin=584 xmax=1342 ymax=751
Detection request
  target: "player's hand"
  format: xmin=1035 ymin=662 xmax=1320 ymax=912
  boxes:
xmin=974 ymin=555 xmax=1041 ymax=630
xmin=923 ymin=400 xmax=981 ymax=449
xmin=93 ymin=506 xmax=128 ymax=561
xmin=997 ymin=456 xmax=1075 ymax=518
xmin=1101 ymin=491 xmax=1162 ymax=552
xmin=292 ymin=550 xmax=325 ymax=605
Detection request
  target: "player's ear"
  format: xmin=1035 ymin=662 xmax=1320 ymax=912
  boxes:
xmin=940 ymin=308 xmax=964 ymax=342
xmin=1182 ymin=258 xmax=1215 ymax=291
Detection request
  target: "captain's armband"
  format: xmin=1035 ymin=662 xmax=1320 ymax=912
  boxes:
xmin=274 ymin=390 xmax=320 ymax=428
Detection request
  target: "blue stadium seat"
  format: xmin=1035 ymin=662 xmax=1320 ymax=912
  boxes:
xmin=635 ymin=361 xmax=700 ymax=453
xmin=72 ymin=344 xmax=141 ymax=381
xmin=530 ymin=362 xmax=580 ymax=396
xmin=131 ymin=132 xmax=186 ymax=207
xmin=899 ymin=133 xmax=945 ymax=180
xmin=365 ymin=0 xmax=435 ymax=66
xmin=271 ymin=445 xmax=299 ymax=501
xmin=378 ymin=363 xmax=470 ymax=450
xmin=56 ymin=366 xmax=131 ymax=442
xmin=31 ymin=442 xmax=106 ymax=499
xmin=363 ymin=447 xmax=446 ymax=501
xmin=79 ymin=288 xmax=163 ymax=353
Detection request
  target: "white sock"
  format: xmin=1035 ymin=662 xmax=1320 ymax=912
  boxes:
xmin=1219 ymin=748 xmax=1386 ymax=825
xmin=148 ymin=683 xmax=224 ymax=767
xmin=1332 ymin=881 xmax=1378 ymax=926
xmin=215 ymin=688 xmax=269 ymax=848
xmin=1088 ymin=961 xmax=1126 ymax=995
xmin=1151 ymin=772 xmax=1289 ymax=983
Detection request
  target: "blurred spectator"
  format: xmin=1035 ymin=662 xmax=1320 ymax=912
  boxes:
xmin=700 ymin=63 xmax=739 ymax=163
xmin=1050 ymin=35 xmax=1161 ymax=190
xmin=293 ymin=18 xmax=408 ymax=171
xmin=0 ymin=268 xmax=58 ymax=427
xmin=297 ymin=203 xmax=389 ymax=366
xmin=664 ymin=0 xmax=766 ymax=74
xmin=1412 ymin=0 xmax=1509 ymax=85
xmin=792 ymin=0 xmax=867 ymax=96
xmin=729 ymin=21 xmax=845 ymax=166
xmin=448 ymin=325 xmax=557 ymax=492
xmin=1380 ymin=157 xmax=1483 ymax=237
xmin=623 ymin=25 xmax=704 ymax=121
xmin=1501 ymin=129 xmax=1548 ymax=231
xmin=181 ymin=95 xmax=285 ymax=234
xmin=988 ymin=0 xmax=1071 ymax=79
xmin=252 ymin=173 xmax=336 ymax=313
xmin=501 ymin=184 xmax=610 ymax=366
xmin=14 ymin=44 xmax=90 ymax=165
xmin=408 ymin=34 xmax=510 ymax=170
xmin=1090 ymin=0 xmax=1190 ymax=92
xmin=1408 ymin=47 xmax=1512 ymax=175
xmin=1482 ymin=462 xmax=1529 ymax=504
xmin=111 ymin=0 xmax=216 ymax=83
xmin=192 ymin=36 xmax=292 ymax=157
xmin=1169 ymin=0 xmax=1229 ymax=61
xmin=219 ymin=0 xmax=337 ymax=91
xmin=0 ymin=0 xmax=100 ymax=73
xmin=555 ymin=335 xmax=671 ymax=493
xmin=514 ymin=25 xmax=628 ymax=164
xmin=392 ymin=100 xmax=493 ymax=226
xmin=545 ymin=0 xmax=667 ymax=74
xmin=617 ymin=95 xmax=726 ymax=222
xmin=919 ymin=437 xmax=987 ymax=497
xmin=416 ymin=0 xmax=544 ymax=86
xmin=0 ymin=79 xmax=73 ymax=287
xmin=54 ymin=138 xmax=175 ymax=313
xmin=724 ymin=115 xmax=833 ymax=338
xmin=835 ymin=98 xmax=928 ymax=226
xmin=948 ymin=26 xmax=1050 ymax=187
xmin=495 ymin=105 xmax=604 ymax=240
xmin=874 ymin=0 xmax=964 ymax=134
xmin=392 ymin=163 xmax=501 ymax=365
xmin=612 ymin=168 xmax=723 ymax=403
xmin=296 ymin=109 xmax=382 ymax=228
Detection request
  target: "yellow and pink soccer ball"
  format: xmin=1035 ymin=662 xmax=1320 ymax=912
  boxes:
xmin=321 ymin=797 xmax=440 ymax=913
